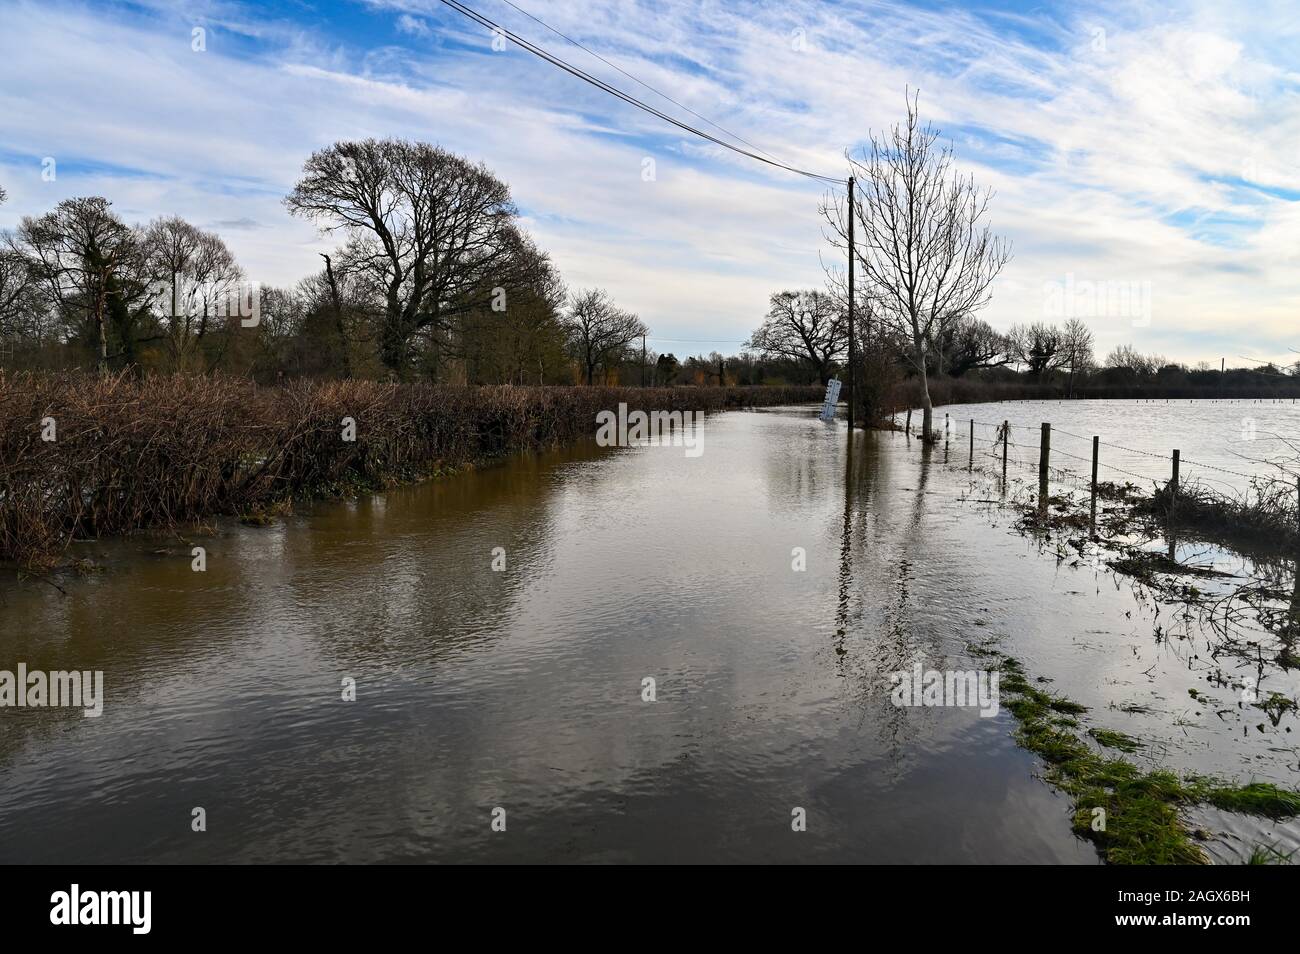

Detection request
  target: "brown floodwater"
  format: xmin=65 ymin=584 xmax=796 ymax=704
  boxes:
xmin=0 ymin=404 xmax=1293 ymax=863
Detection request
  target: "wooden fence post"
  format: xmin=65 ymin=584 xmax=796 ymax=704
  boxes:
xmin=1170 ymin=449 xmax=1180 ymax=518
xmin=1090 ymin=436 xmax=1099 ymax=532
xmin=969 ymin=419 xmax=974 ymax=471
xmin=1038 ymin=422 xmax=1051 ymax=510
xmin=1001 ymin=420 xmax=1009 ymax=488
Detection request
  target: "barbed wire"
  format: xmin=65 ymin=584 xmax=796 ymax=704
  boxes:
xmin=921 ymin=414 xmax=1264 ymax=483
xmin=919 ymin=418 xmax=1260 ymax=489
xmin=1176 ymin=456 xmax=1258 ymax=482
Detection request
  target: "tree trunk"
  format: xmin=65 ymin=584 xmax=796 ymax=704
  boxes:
xmin=321 ymin=254 xmax=352 ymax=379
xmin=379 ymin=300 xmax=406 ymax=378
xmin=914 ymin=338 xmax=934 ymax=441
xmin=97 ymin=313 xmax=108 ymax=375
xmin=94 ymin=283 xmax=109 ymax=375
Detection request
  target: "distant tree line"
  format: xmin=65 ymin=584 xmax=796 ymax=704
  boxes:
xmin=0 ymin=141 xmax=658 ymax=386
xmin=741 ymin=94 xmax=1300 ymax=429
xmin=4 ymin=135 xmax=1293 ymax=403
xmin=744 ymin=284 xmax=1300 ymax=403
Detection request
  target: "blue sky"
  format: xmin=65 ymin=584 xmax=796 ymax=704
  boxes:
xmin=1 ymin=0 xmax=1299 ymax=363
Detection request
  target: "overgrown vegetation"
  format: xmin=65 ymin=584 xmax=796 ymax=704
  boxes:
xmin=973 ymin=645 xmax=1300 ymax=864
xmin=0 ymin=371 xmax=820 ymax=567
xmin=1141 ymin=477 xmax=1300 ymax=554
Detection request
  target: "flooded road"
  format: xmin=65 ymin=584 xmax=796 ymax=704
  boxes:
xmin=1 ymin=404 xmax=1293 ymax=863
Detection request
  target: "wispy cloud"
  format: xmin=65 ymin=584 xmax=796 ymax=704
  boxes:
xmin=395 ymin=13 xmax=431 ymax=37
xmin=1 ymin=0 xmax=1298 ymax=361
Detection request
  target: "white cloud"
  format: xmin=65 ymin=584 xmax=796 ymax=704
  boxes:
xmin=395 ymin=13 xmax=430 ymax=38
xmin=1 ymin=0 xmax=1298 ymax=362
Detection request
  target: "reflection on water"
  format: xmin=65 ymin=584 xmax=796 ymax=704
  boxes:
xmin=0 ymin=406 xmax=1160 ymax=863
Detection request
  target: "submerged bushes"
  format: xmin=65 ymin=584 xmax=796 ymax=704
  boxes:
xmin=1143 ymin=477 xmax=1300 ymax=554
xmin=0 ymin=372 xmax=820 ymax=566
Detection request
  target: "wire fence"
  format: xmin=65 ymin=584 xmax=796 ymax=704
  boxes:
xmin=893 ymin=411 xmax=1285 ymax=497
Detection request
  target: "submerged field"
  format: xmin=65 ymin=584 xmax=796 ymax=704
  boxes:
xmin=0 ymin=403 xmax=1296 ymax=863
xmin=924 ymin=397 xmax=1300 ymax=496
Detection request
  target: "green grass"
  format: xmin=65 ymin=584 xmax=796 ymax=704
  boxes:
xmin=1089 ymin=728 xmax=1143 ymax=753
xmin=1192 ymin=780 xmax=1300 ymax=819
xmin=977 ymin=645 xmax=1300 ymax=864
xmin=1246 ymin=843 xmax=1297 ymax=865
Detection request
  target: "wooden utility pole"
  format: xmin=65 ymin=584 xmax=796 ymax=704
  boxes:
xmin=641 ymin=333 xmax=646 ymax=387
xmin=847 ymin=176 xmax=856 ymax=431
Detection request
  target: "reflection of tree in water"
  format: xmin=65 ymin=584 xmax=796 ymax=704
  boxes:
xmin=299 ymin=439 xmax=606 ymax=671
xmin=832 ymin=433 xmax=949 ymax=766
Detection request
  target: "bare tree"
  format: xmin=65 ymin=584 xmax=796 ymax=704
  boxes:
xmin=0 ymin=237 xmax=40 ymax=339
xmin=563 ymin=288 xmax=646 ymax=385
xmin=747 ymin=289 xmax=846 ymax=384
xmin=491 ymin=237 xmax=567 ymax=384
xmin=1007 ymin=321 xmax=1066 ymax=379
xmin=285 ymin=139 xmax=522 ymax=380
xmin=142 ymin=216 xmax=243 ymax=369
xmin=18 ymin=197 xmax=151 ymax=373
xmin=823 ymin=92 xmax=1011 ymax=440
xmin=318 ymin=253 xmax=353 ymax=378
xmin=1105 ymin=344 xmax=1165 ymax=376
xmin=935 ymin=316 xmax=1010 ymax=377
xmin=1061 ymin=317 xmax=1094 ymax=396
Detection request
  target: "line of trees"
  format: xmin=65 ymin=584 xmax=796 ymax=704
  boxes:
xmin=742 ymin=93 xmax=1300 ymax=429
xmin=744 ymin=275 xmax=1300 ymax=401
xmin=7 ymin=129 xmax=1293 ymax=404
xmin=0 ymin=141 xmax=654 ymax=386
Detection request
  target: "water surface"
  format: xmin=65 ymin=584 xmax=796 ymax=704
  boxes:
xmin=922 ymin=398 xmax=1300 ymax=494
xmin=3 ymin=404 xmax=1294 ymax=863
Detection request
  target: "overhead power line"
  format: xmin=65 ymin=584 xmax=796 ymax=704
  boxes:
xmin=434 ymin=0 xmax=841 ymax=184
xmin=494 ymin=0 xmax=782 ymax=163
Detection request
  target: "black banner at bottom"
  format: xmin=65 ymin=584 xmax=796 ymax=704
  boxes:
xmin=4 ymin=862 xmax=1281 ymax=939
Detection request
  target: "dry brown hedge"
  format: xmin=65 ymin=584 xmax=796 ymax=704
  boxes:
xmin=0 ymin=372 xmax=820 ymax=566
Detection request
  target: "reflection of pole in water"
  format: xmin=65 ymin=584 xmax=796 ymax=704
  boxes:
xmin=835 ymin=427 xmax=855 ymax=651
xmin=1287 ymin=557 xmax=1300 ymax=646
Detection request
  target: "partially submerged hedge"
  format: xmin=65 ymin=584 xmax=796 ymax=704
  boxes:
xmin=0 ymin=372 xmax=820 ymax=566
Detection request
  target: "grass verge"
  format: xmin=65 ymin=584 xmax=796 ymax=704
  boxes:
xmin=972 ymin=645 xmax=1300 ymax=864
